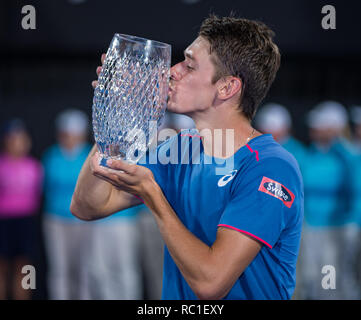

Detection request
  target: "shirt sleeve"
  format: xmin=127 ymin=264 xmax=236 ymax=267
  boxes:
xmin=218 ymin=157 xmax=301 ymax=249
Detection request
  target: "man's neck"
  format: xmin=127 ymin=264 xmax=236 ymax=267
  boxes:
xmin=191 ymin=107 xmax=261 ymax=158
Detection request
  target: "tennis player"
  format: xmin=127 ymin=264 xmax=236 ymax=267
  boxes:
xmin=71 ymin=15 xmax=304 ymax=300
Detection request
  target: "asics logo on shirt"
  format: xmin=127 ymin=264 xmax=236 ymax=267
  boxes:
xmin=217 ymin=170 xmax=238 ymax=187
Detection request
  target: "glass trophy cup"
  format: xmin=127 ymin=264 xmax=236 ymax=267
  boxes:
xmin=92 ymin=34 xmax=171 ymax=164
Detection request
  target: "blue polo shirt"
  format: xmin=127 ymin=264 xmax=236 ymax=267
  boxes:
xmin=302 ymin=141 xmax=353 ymax=227
xmin=140 ymin=129 xmax=304 ymax=300
xmin=42 ymin=143 xmax=139 ymax=221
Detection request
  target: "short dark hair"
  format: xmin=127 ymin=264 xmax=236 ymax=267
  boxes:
xmin=199 ymin=15 xmax=281 ymax=121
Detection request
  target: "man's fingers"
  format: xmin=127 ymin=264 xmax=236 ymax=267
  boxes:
xmin=93 ymin=172 xmax=129 ymax=191
xmin=91 ymin=153 xmax=136 ymax=184
xmin=94 ymin=165 xmax=135 ymax=188
xmin=91 ymin=54 xmax=105 ymax=88
xmin=91 ymin=152 xmax=108 ymax=175
xmin=91 ymin=53 xmax=106 ymax=88
xmin=106 ymin=159 xmax=135 ymax=174
xmin=92 ymin=66 xmax=102 ymax=88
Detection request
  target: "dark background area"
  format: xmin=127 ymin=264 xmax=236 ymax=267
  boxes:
xmin=0 ymin=0 xmax=360 ymax=299
xmin=1 ymin=0 xmax=361 ymax=158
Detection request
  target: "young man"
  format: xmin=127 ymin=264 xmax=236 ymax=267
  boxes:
xmin=71 ymin=16 xmax=304 ymax=300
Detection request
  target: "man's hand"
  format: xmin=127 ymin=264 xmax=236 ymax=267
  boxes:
xmin=90 ymin=152 xmax=157 ymax=199
xmin=92 ymin=53 xmax=106 ymax=89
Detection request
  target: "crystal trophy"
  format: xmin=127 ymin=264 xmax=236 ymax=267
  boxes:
xmin=92 ymin=34 xmax=171 ymax=164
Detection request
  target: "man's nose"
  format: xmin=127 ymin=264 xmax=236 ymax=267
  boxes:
xmin=170 ymin=63 xmax=183 ymax=81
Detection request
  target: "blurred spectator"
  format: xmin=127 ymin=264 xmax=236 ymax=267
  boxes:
xmin=0 ymin=119 xmax=43 ymax=299
xmin=43 ymin=109 xmax=143 ymax=300
xmin=84 ymin=204 xmax=143 ymax=299
xmin=301 ymin=101 xmax=356 ymax=299
xmin=255 ymin=103 xmax=307 ymax=167
xmin=137 ymin=205 xmax=163 ymax=299
xmin=42 ymin=109 xmax=92 ymax=300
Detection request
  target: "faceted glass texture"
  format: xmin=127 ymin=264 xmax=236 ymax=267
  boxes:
xmin=92 ymin=34 xmax=171 ymax=163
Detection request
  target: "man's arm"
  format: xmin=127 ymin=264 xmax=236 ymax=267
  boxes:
xmin=101 ymin=159 xmax=262 ymax=300
xmin=70 ymin=145 xmax=141 ymax=220
xmin=144 ymin=182 xmax=262 ymax=299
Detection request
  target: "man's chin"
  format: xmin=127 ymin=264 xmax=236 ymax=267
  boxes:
xmin=166 ymin=99 xmax=190 ymax=115
xmin=166 ymin=100 xmax=177 ymax=113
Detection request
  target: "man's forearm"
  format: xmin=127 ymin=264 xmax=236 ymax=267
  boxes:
xmin=71 ymin=145 xmax=112 ymax=218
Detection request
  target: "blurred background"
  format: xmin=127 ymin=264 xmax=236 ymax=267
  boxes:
xmin=0 ymin=0 xmax=361 ymax=300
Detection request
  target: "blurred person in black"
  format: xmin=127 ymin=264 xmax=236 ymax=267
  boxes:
xmin=0 ymin=119 xmax=43 ymax=299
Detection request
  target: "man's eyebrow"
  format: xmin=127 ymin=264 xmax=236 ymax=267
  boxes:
xmin=184 ymin=50 xmax=195 ymax=60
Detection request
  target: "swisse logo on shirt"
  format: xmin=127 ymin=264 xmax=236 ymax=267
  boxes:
xmin=258 ymin=176 xmax=295 ymax=208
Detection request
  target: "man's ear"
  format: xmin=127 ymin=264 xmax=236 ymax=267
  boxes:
xmin=217 ymin=76 xmax=243 ymax=101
